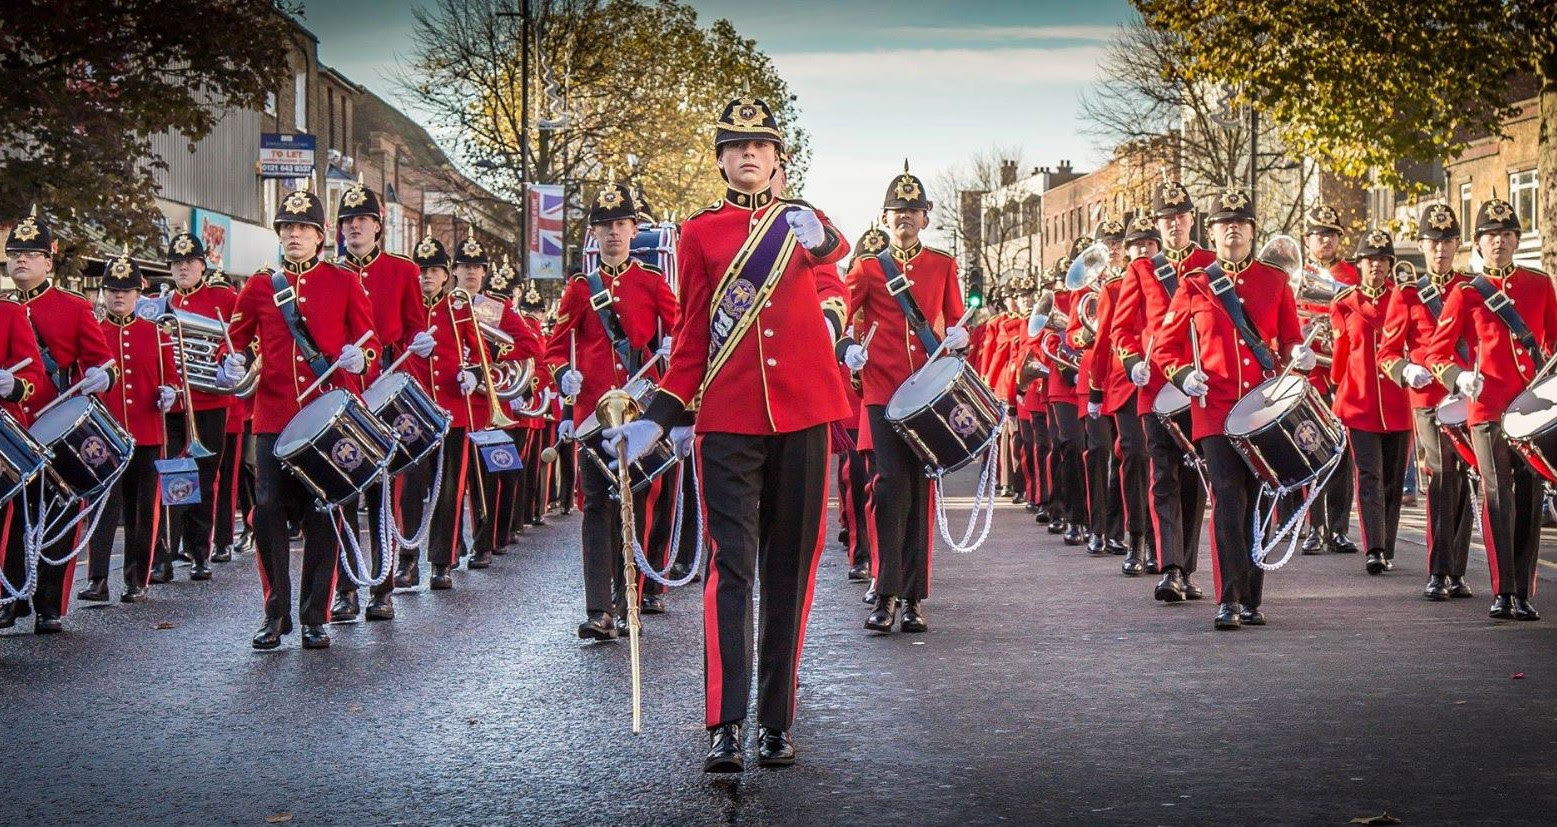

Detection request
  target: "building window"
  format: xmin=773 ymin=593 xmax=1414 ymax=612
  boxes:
xmin=1459 ymin=182 xmax=1473 ymax=243
xmin=294 ymin=71 xmax=307 ymax=132
xmin=1510 ymin=169 xmax=1538 ymax=232
xmin=263 ymin=179 xmax=280 ymax=233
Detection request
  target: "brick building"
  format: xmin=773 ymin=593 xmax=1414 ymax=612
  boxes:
xmin=1443 ymin=93 xmax=1544 ymax=269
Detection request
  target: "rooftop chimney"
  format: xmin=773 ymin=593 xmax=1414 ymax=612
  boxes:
xmin=1000 ymin=160 xmax=1018 ymax=186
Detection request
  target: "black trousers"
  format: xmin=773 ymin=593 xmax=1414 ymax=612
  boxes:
xmin=464 ymin=434 xmax=505 ymax=558
xmin=1471 ymin=422 xmax=1542 ymax=598
xmin=213 ymin=429 xmax=245 ymax=552
xmin=522 ymin=427 xmax=548 ymax=524
xmin=1201 ymin=435 xmax=1264 ymax=608
xmin=238 ymin=426 xmax=256 ymax=528
xmin=1026 ymin=411 xmax=1051 ymax=507
xmin=1143 ymin=413 xmax=1205 ymax=574
xmin=700 ymin=425 xmax=828 ymax=731
xmin=1049 ymin=401 xmax=1086 ymax=524
xmin=578 ymin=454 xmax=649 ymax=614
xmin=1 ymin=499 xmax=78 ymax=619
xmin=836 ymin=434 xmax=871 ymax=567
xmin=638 ymin=470 xmax=676 ymax=597
xmin=672 ymin=456 xmax=709 ymax=576
xmin=1005 ymin=418 xmax=1028 ymax=495
xmin=253 ymin=433 xmax=337 ymax=626
xmin=1349 ymin=429 xmax=1411 ymax=559
xmin=867 ymin=405 xmax=932 ymax=601
xmin=159 ymin=408 xmax=228 ymax=567
xmin=1309 ymin=435 xmax=1354 ymax=541
xmin=87 ymin=445 xmax=162 ymax=589
xmin=554 ymin=430 xmax=576 ymax=512
xmin=1112 ymin=399 xmax=1151 ymax=545
xmin=1412 ymin=408 xmax=1472 ymax=577
xmin=400 ymin=427 xmax=469 ymax=569
xmin=1084 ymin=412 xmax=1122 ymax=540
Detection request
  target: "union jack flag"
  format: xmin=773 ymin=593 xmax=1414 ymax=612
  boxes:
xmin=528 ymin=185 xmax=565 ymax=279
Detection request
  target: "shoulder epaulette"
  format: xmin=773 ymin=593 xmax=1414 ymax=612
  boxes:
xmin=1333 ymin=284 xmax=1357 ymax=301
xmin=1519 ymin=265 xmax=1549 ymax=278
xmin=57 ymin=286 xmax=87 ymax=299
xmin=685 ymin=200 xmax=725 ymax=221
xmin=921 ymin=245 xmax=955 ymax=260
xmin=385 ymin=251 xmax=416 ymax=264
xmin=778 ymin=197 xmax=817 ymax=210
xmin=636 ymin=261 xmax=663 ymax=274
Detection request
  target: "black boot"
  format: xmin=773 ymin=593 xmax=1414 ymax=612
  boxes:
xmin=1365 ymin=551 xmax=1386 ymax=575
xmin=251 ymin=617 xmax=289 ymax=650
xmin=1332 ymin=532 xmax=1359 ymax=553
xmin=1105 ymin=536 xmax=1128 ymax=555
xmin=190 ymin=561 xmax=212 ymax=581
xmin=0 ymin=602 xmax=20 ymax=629
xmin=365 ymin=593 xmax=395 ymax=621
xmin=1238 ymin=605 xmax=1267 ymax=626
xmin=1047 ymin=517 xmax=1066 ymax=535
xmin=1447 ymin=576 xmax=1474 ymax=599
xmin=330 ymin=590 xmax=360 ymax=622
xmin=468 ymin=548 xmax=493 ymax=569
xmin=865 ymin=595 xmax=899 ymax=632
xmin=149 ymin=561 xmax=175 ymax=584
xmin=1214 ymin=603 xmax=1241 ymax=630
xmin=1180 ymin=575 xmax=1204 ymax=600
xmin=210 ymin=544 xmax=232 ymax=563
xmin=577 ymin=611 xmax=617 ymax=640
xmin=1061 ymin=523 xmax=1082 ymax=545
xmin=394 ymin=556 xmax=419 ymax=589
xmin=120 ymin=584 xmax=147 ymax=603
xmin=1489 ymin=594 xmax=1515 ymax=619
xmin=430 ymin=564 xmax=453 ymax=590
xmin=862 ymin=579 xmax=877 ymax=604
xmin=640 ymin=593 xmax=666 ymax=615
xmin=1154 ymin=568 xmax=1185 ymax=602
xmin=1301 ymin=530 xmax=1323 ymax=555
xmin=1423 ymin=575 xmax=1449 ymax=601
xmin=1121 ymin=534 xmax=1145 ymax=576
xmin=1033 ymin=505 xmax=1050 ymax=522
xmin=1513 ymin=597 xmax=1541 ymax=621
xmin=300 ymin=624 xmax=331 ymax=649
xmin=77 ymin=578 xmax=110 ymax=602
xmin=757 ymin=726 xmax=796 ymax=767
xmin=1085 ymin=533 xmax=1107 ymax=556
xmin=847 ymin=561 xmax=870 ymax=581
xmin=900 ymin=600 xmax=927 ymax=633
xmin=33 ymin=612 xmax=63 ymax=634
xmin=704 ymin=723 xmax=743 ymax=773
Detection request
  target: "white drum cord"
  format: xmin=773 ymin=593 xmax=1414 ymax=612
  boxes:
xmin=389 ymin=441 xmax=444 ymax=551
xmin=1250 ymin=431 xmax=1349 ymax=571
xmin=634 ymin=459 xmax=706 ymax=589
xmin=933 ymin=427 xmax=1002 ymax=554
xmin=0 ymin=481 xmax=46 ymax=603
xmin=330 ymin=471 xmax=395 ymax=588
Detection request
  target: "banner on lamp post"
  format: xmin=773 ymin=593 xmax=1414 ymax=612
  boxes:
xmin=528 ymin=184 xmax=565 ymax=279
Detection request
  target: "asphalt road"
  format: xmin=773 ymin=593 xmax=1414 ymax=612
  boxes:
xmin=2 ymin=469 xmax=1555 ymax=825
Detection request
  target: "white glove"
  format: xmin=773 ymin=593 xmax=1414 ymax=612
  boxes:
xmin=942 ymin=325 xmax=970 ymax=351
xmin=156 ymin=385 xmax=177 ymax=413
xmin=560 ymin=369 xmax=583 ymax=397
xmin=80 ymin=366 xmax=111 ymax=395
xmin=458 ymin=369 xmax=479 ymax=396
xmin=408 ymin=330 xmax=436 ymax=358
xmin=1402 ymin=363 xmax=1432 ymax=390
xmin=0 ymin=369 xmax=13 ymax=398
xmin=557 ymin=419 xmax=576 ymax=441
xmin=785 ymin=208 xmax=826 ymax=249
xmin=670 ymin=425 xmax=695 ymax=458
xmin=656 ymin=336 xmax=673 ymax=359
xmin=1130 ymin=361 xmax=1151 ymax=387
xmin=338 ymin=344 xmax=366 ymax=375
xmin=217 ymin=353 xmax=247 ymax=388
xmin=843 ymin=344 xmax=868 ymax=371
xmin=1181 ymin=370 xmax=1210 ymax=398
xmin=1290 ymin=344 xmax=1317 ymax=372
xmin=601 ymin=420 xmax=664 ymax=468
xmin=1087 ymin=401 xmax=1102 ymax=419
xmin=1456 ymin=371 xmax=1483 ymax=400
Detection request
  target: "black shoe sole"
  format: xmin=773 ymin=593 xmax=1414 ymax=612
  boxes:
xmin=757 ymin=753 xmax=795 ymax=767
xmin=365 ymin=610 xmax=395 ymax=621
xmin=578 ymin=627 xmax=617 ymax=641
xmin=864 ymin=619 xmax=894 ymax=633
xmin=1424 ymin=592 xmax=1449 ymax=601
xmin=430 ymin=580 xmax=453 ymax=591
xmin=703 ymin=755 xmax=744 ymax=773
xmin=1154 ymin=587 xmax=1185 ymax=603
xmin=251 ymin=639 xmax=281 ymax=650
xmin=1213 ymin=620 xmax=1240 ymax=630
xmin=301 ymin=638 xmax=331 ymax=650
xmin=900 ymin=623 xmax=927 ymax=633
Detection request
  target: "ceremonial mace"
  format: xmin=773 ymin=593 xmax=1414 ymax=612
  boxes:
xmin=598 ymin=387 xmax=643 ymax=734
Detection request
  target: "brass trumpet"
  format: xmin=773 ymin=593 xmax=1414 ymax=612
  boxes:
xmin=596 ymin=388 xmax=643 ymax=734
xmin=452 ymin=289 xmax=520 ymax=429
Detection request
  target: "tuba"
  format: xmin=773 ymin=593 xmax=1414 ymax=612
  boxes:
xmin=1039 ymin=329 xmax=1080 ymax=371
xmin=468 ymin=293 xmax=535 ymax=402
xmin=1073 ymin=290 xmax=1101 ymax=338
xmin=159 ymin=308 xmax=259 ymax=397
xmin=1259 ymin=234 xmax=1340 ymax=369
xmin=1064 ymin=242 xmax=1110 ymax=291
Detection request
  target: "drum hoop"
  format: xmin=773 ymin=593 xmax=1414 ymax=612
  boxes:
xmin=1224 ymin=377 xmax=1323 ymax=440
xmin=1503 ymin=376 xmax=1557 ymax=440
xmin=276 ymin=389 xmax=354 ymax=457
xmin=885 ymin=358 xmax=968 ymax=422
xmin=29 ymin=395 xmax=95 ymax=444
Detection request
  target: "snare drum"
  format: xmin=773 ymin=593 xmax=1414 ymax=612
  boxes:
xmin=363 ymin=371 xmax=450 ymax=476
xmin=274 ymin=389 xmax=398 ymax=508
xmin=1223 ymin=374 xmax=1345 ymax=489
xmin=1433 ymin=394 xmax=1478 ymax=470
xmin=28 ymin=396 xmax=134 ymax=506
xmin=576 ymin=410 xmax=678 ymax=496
xmin=1150 ymin=383 xmax=1198 ymax=460
xmin=885 ymin=357 xmax=1004 ymax=478
xmin=0 ymin=407 xmax=48 ymax=508
xmin=1504 ymin=374 xmax=1557 ymax=484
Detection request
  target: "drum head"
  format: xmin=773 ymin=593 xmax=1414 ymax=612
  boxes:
xmin=363 ymin=372 xmax=410 ymax=411
xmin=1504 ymin=376 xmax=1557 ymax=440
xmin=28 ymin=396 xmax=92 ymax=444
xmin=886 ymin=358 xmax=963 ymax=420
xmin=576 ymin=412 xmax=602 ymax=440
xmin=1435 ymin=394 xmax=1469 ymax=427
xmin=1225 ymin=375 xmax=1309 ymax=437
xmin=276 ymin=389 xmax=352 ymax=456
xmin=1152 ymin=383 xmax=1190 ymax=417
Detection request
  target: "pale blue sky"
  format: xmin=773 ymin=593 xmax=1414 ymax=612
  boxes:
xmin=302 ymin=0 xmax=1135 ymax=244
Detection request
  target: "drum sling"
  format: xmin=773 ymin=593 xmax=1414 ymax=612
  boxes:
xmin=877 ymin=249 xmax=941 ymax=352
xmin=584 ymin=268 xmax=646 ymax=376
xmin=1412 ymin=272 xmax=1471 ymax=362
xmin=1203 ymin=262 xmax=1276 ymax=371
xmin=1149 ymin=250 xmax=1179 ymax=296
xmin=270 ymin=271 xmax=332 ymax=379
xmin=1470 ymin=274 xmax=1547 ymax=364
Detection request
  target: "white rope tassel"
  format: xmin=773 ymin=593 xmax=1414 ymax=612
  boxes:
xmin=934 ymin=435 xmax=1001 ymax=554
xmin=391 ymin=441 xmax=444 ymax=551
xmin=635 ymin=458 xmax=706 ymax=588
xmin=1251 ymin=433 xmax=1348 ymax=571
xmin=330 ymin=474 xmax=395 ymax=588
xmin=0 ymin=480 xmax=45 ymax=603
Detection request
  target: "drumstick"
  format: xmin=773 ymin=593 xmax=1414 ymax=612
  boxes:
xmin=924 ymin=306 xmax=977 ymax=365
xmin=1265 ymin=323 xmax=1324 ymax=403
xmin=35 ymin=360 xmax=115 ymax=418
xmin=1189 ymin=321 xmax=1206 ymax=409
xmin=5 ymin=357 xmax=33 ymax=373
xmin=295 ymin=331 xmax=373 ymax=403
xmin=860 ymin=321 xmax=880 ymax=350
xmin=384 ymin=326 xmax=438 ymax=376
xmin=626 ymin=349 xmax=665 ymax=387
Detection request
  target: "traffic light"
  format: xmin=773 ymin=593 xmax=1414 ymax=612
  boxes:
xmin=966 ymin=264 xmax=984 ymax=309
xmin=967 ymin=288 xmax=983 ymax=309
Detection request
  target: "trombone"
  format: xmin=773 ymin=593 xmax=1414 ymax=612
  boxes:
xmin=168 ymin=314 xmax=214 ymax=460
xmin=597 ymin=387 xmax=643 ymax=734
xmin=452 ymin=288 xmax=520 ymax=430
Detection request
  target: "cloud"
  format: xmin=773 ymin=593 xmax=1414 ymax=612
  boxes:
xmin=881 ymin=24 xmax=1119 ymax=42
xmin=773 ymin=46 xmax=1106 ymax=88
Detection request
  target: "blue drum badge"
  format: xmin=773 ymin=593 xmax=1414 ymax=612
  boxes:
xmin=81 ymin=436 xmax=111 ymax=467
xmin=949 ymin=403 xmax=979 ymax=438
xmin=393 ymin=413 xmax=421 ymax=444
xmin=1294 ymin=420 xmax=1323 ymax=455
xmin=331 ymin=438 xmax=364 ymax=471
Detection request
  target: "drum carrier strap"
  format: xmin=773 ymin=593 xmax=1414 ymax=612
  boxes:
xmin=270 ymin=271 xmax=332 ymax=379
xmin=877 ymin=250 xmax=941 ymax=352
xmin=1202 ymin=262 xmax=1276 ymax=371
xmin=1469 ymin=274 xmax=1547 ymax=364
xmin=1149 ymin=251 xmax=1179 ymax=297
xmin=1414 ymin=273 xmax=1472 ymax=362
xmin=583 ymin=268 xmax=644 ymax=376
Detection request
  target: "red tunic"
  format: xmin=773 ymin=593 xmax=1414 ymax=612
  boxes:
xmin=1329 ymin=283 xmax=1410 ymax=432
xmin=97 ymin=315 xmax=177 ymax=445
xmin=845 ymin=244 xmax=963 ymax=407
xmin=546 ymin=259 xmax=677 ymax=427
xmin=1424 ymin=266 xmax=1557 ymax=425
xmin=228 ymin=259 xmax=380 ymax=434
xmin=1378 ymin=271 xmax=1471 ymax=410
xmin=467 ymin=297 xmax=541 ymax=430
xmin=651 ymin=194 xmax=851 ymax=434
xmin=0 ymin=300 xmax=48 ymax=426
xmin=1152 ymin=258 xmax=1304 ymax=440
xmin=15 ymin=281 xmax=115 ymax=421
xmin=339 ymin=247 xmax=424 ymax=362
xmin=406 ymin=291 xmax=489 ymax=430
xmin=1045 ymin=292 xmax=1079 ymax=403
xmin=167 ymin=281 xmax=241 ymax=412
xmin=1111 ymin=244 xmax=1217 ymax=409
xmin=1087 ymin=268 xmax=1135 ymax=414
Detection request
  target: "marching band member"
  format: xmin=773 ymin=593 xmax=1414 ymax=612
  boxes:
xmin=999 ymin=287 xmax=1031 ymax=503
xmin=0 ymin=215 xmax=51 ymax=631
xmin=223 ymin=181 xmax=380 ymax=651
xmin=1330 ymin=229 xmax=1412 ymax=576
xmin=1425 ymin=197 xmax=1557 ymax=621
xmin=206 ymin=267 xmax=249 ymax=564
xmin=1091 ymin=213 xmax=1160 ymax=576
xmin=0 ymin=207 xmax=115 ymax=634
xmin=1379 ymin=204 xmax=1474 ymax=599
xmin=1153 ymin=188 xmax=1309 ymax=630
xmin=1113 ymin=182 xmax=1212 ymax=597
xmin=845 ymin=161 xmax=965 ymax=634
xmin=605 ymin=97 xmax=853 ymax=772
xmin=396 ymin=233 xmax=485 ymax=592
xmin=79 ymin=254 xmax=179 ymax=604
xmin=479 ymin=259 xmax=533 ymax=557
xmin=836 ymin=227 xmax=887 ymax=582
xmin=1074 ymin=223 xmax=1127 ymax=558
xmin=332 ymin=180 xmax=426 ymax=623
xmin=1045 ymin=267 xmax=1087 ymax=543
xmin=547 ymin=182 xmax=677 ymax=639
xmin=153 ymin=228 xmax=239 ymax=584
xmin=511 ymin=277 xmax=555 ymax=536
xmin=1300 ymin=205 xmax=1361 ymax=555
xmin=1016 ymin=286 xmax=1050 ymax=523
